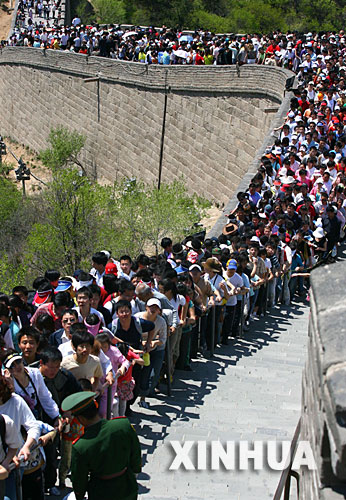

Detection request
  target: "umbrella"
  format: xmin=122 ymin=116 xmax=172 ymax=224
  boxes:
xmin=174 ymin=49 xmax=188 ymax=59
xmin=122 ymin=31 xmax=138 ymax=39
xmin=179 ymin=35 xmax=194 ymax=42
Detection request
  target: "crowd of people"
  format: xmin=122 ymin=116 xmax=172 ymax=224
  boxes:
xmin=3 ymin=9 xmax=346 ymax=70
xmin=2 ymin=4 xmax=346 ymax=499
xmin=0 ymin=169 xmax=342 ymax=498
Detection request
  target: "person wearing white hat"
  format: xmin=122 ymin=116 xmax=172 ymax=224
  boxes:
xmin=310 ymin=226 xmax=327 ymax=261
xmin=287 ymin=111 xmax=298 ymax=134
xmin=307 ymin=81 xmax=315 ymax=101
xmin=135 ymin=298 xmax=167 ymax=406
xmin=313 ymin=227 xmax=325 ymax=239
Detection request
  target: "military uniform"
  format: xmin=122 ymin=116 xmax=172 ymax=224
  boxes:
xmin=62 ymin=392 xmax=141 ymax=500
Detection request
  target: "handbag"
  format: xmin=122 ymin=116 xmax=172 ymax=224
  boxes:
xmin=16 ymin=370 xmax=44 ymax=421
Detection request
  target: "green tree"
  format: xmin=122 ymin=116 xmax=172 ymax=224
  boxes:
xmin=0 ymin=177 xmax=21 ymax=223
xmin=26 ymin=128 xmax=103 ymax=273
xmin=39 ymin=127 xmax=86 ymax=174
xmin=140 ymin=180 xmax=210 ymax=254
xmin=26 ymin=127 xmax=210 ymax=274
xmin=98 ymin=178 xmax=210 ymax=256
xmin=92 ymin=0 xmax=127 ymax=23
xmin=76 ymin=0 xmax=345 ymax=31
xmin=75 ymin=0 xmax=96 ymax=24
xmin=0 ymin=254 xmax=28 ymax=295
xmin=26 ymin=166 xmax=104 ymax=273
xmin=190 ymin=9 xmax=231 ymax=32
xmin=229 ymin=0 xmax=287 ymax=32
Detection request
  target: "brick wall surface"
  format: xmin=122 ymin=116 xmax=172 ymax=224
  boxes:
xmin=0 ymin=46 xmax=292 ymax=203
xmin=301 ymin=261 xmax=346 ymax=499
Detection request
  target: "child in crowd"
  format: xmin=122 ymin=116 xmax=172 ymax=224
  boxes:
xmin=95 ymin=332 xmax=130 ymax=417
xmin=116 ymin=343 xmax=144 ymax=417
xmin=61 ymin=331 xmax=103 ymax=392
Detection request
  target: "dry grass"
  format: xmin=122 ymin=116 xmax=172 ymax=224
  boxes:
xmin=0 ymin=0 xmax=14 ymax=40
xmin=1 ymin=137 xmax=51 ymax=193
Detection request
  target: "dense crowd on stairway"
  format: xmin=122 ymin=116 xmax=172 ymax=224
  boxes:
xmin=1 ymin=4 xmax=346 ymax=498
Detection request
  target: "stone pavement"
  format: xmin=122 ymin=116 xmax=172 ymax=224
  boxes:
xmin=18 ymin=0 xmax=63 ymax=32
xmin=46 ymin=299 xmax=308 ymax=500
xmin=131 ymin=300 xmax=309 ymax=500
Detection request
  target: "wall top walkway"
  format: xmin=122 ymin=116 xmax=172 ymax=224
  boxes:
xmin=0 ymin=46 xmax=292 ymax=101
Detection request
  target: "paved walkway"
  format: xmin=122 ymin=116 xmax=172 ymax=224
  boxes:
xmin=132 ymin=300 xmax=309 ymax=500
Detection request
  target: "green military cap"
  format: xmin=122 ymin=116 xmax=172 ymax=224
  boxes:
xmin=61 ymin=391 xmax=97 ymax=416
xmin=211 ymin=247 xmax=222 ymax=255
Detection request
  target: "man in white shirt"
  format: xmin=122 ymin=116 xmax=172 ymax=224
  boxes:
xmin=287 ymin=111 xmax=297 ymax=134
xmin=73 ymin=287 xmax=105 ymax=325
xmin=89 ymin=252 xmax=108 ymax=287
xmin=321 ymin=171 xmax=333 ymax=194
xmin=104 ymin=280 xmax=140 ymax=320
xmin=72 ymin=16 xmax=81 ymax=26
xmin=117 ymin=255 xmax=136 ymax=281
xmin=222 ymin=259 xmax=243 ymax=345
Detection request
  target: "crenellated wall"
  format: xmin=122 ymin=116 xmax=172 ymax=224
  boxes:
xmin=0 ymin=47 xmax=292 ymax=203
xmin=301 ymin=260 xmax=346 ymax=499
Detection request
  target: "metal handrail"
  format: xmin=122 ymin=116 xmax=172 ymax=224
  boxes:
xmin=273 ymin=417 xmax=301 ymax=500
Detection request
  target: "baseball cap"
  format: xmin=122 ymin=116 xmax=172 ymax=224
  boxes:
xmin=189 ymin=264 xmax=202 ymax=272
xmin=105 ymin=262 xmax=117 ymax=275
xmin=146 ymin=298 xmax=162 ymax=309
xmin=227 ymin=259 xmax=238 ymax=270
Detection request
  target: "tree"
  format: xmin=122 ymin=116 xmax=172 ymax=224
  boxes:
xmin=229 ymin=0 xmax=288 ymax=33
xmin=75 ymin=0 xmax=345 ymax=32
xmin=39 ymin=127 xmax=86 ymax=174
xmin=0 ymin=254 xmax=28 ymax=295
xmin=0 ymin=177 xmax=21 ymax=224
xmin=98 ymin=178 xmax=210 ymax=257
xmin=0 ymin=177 xmax=33 ymax=291
xmin=26 ymin=128 xmax=103 ymax=273
xmin=75 ymin=0 xmax=96 ymax=24
xmin=26 ymin=163 xmax=105 ymax=273
xmin=139 ymin=180 xmax=210 ymax=254
xmin=25 ymin=127 xmax=210 ymax=275
xmin=92 ymin=0 xmax=127 ymax=23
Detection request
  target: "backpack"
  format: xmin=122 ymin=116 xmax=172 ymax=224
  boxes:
xmin=0 ymin=321 xmax=8 ymax=337
xmin=0 ymin=414 xmax=7 ymax=453
xmin=0 ymin=321 xmax=9 ymax=347
xmin=109 ymin=297 xmax=117 ymax=319
xmin=109 ymin=297 xmax=141 ymax=319
xmin=111 ymin=317 xmax=143 ymax=336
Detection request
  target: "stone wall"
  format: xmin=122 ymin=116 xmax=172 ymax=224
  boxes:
xmin=0 ymin=47 xmax=291 ymax=203
xmin=301 ymin=261 xmax=346 ymax=499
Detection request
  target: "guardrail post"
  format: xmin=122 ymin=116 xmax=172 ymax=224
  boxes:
xmin=165 ymin=332 xmax=172 ymax=397
xmin=106 ymin=385 xmax=112 ymax=419
xmin=15 ymin=468 xmax=22 ymax=500
xmin=210 ymin=306 xmax=215 ymax=357
xmin=239 ymin=295 xmax=245 ymax=338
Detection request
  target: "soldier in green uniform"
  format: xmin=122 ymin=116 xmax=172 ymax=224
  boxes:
xmin=61 ymin=391 xmax=141 ymax=500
